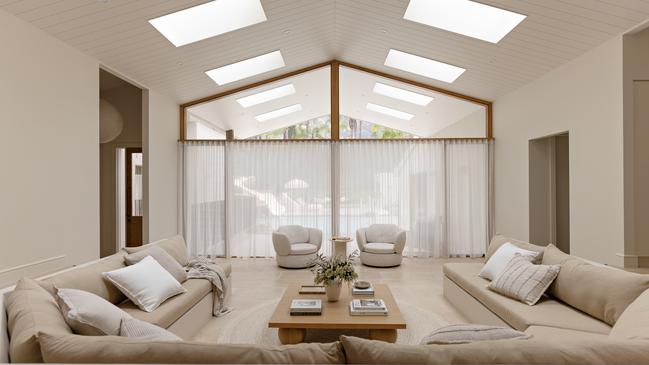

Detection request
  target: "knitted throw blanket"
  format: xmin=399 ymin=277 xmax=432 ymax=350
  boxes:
xmin=186 ymin=257 xmax=231 ymax=316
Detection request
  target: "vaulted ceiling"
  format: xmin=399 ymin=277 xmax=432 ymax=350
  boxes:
xmin=2 ymin=0 xmax=648 ymax=104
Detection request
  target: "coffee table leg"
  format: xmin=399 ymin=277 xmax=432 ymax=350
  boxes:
xmin=369 ymin=329 xmax=397 ymax=343
xmin=278 ymin=328 xmax=306 ymax=344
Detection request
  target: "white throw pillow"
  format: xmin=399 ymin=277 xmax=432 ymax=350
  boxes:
xmin=103 ymin=256 xmax=186 ymax=312
xmin=479 ymin=242 xmax=540 ymax=281
xmin=119 ymin=317 xmax=182 ymax=342
xmin=56 ymin=288 xmax=131 ymax=336
xmin=420 ymin=324 xmax=531 ymax=344
xmin=488 ymin=254 xmax=560 ymax=305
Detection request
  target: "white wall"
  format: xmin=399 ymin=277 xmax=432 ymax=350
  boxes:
xmin=432 ymin=109 xmax=487 ymax=138
xmin=494 ymin=36 xmax=625 ymax=266
xmin=142 ymin=90 xmax=180 ymax=243
xmin=0 ymin=9 xmax=100 ymax=287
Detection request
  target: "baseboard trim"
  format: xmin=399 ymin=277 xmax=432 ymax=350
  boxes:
xmin=616 ymin=253 xmax=649 ymax=268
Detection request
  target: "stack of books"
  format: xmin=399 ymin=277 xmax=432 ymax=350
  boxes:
xmin=349 ymin=299 xmax=388 ymax=316
xmin=352 ymin=284 xmax=375 ymax=296
xmin=290 ymin=299 xmax=322 ymax=316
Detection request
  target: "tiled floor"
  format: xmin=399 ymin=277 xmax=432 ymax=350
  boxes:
xmin=193 ymin=257 xmax=483 ymax=343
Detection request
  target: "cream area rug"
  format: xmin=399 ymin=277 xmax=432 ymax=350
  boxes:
xmin=211 ymin=299 xmax=449 ymax=345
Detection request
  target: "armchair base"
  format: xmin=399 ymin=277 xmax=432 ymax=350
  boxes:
xmin=359 ymin=251 xmax=402 ymax=267
xmin=276 ymin=253 xmax=317 ymax=269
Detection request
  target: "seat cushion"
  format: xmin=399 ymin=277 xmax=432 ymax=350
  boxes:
xmin=524 ymin=325 xmax=609 ymax=341
xmin=542 ymin=244 xmax=649 ymax=326
xmin=118 ymin=279 xmax=211 ymax=328
xmin=277 ymin=225 xmax=310 ymax=244
xmin=366 ymin=224 xmax=399 ymax=243
xmin=443 ymin=263 xmax=611 ymax=334
xmin=364 ymin=242 xmax=395 ymax=254
xmin=39 ymin=251 xmax=128 ymax=304
xmin=6 ymin=278 xmax=73 ymax=363
xmin=290 ymin=243 xmax=318 ymax=255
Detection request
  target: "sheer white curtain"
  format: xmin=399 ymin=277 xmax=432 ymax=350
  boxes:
xmin=338 ymin=140 xmax=447 ymax=257
xmin=226 ymin=141 xmax=332 ymax=258
xmin=446 ymin=140 xmax=489 ymax=257
xmin=183 ymin=142 xmax=226 ymax=257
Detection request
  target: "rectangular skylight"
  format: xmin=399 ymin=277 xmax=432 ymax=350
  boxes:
xmin=236 ymin=84 xmax=296 ymax=107
xmin=149 ymin=0 xmax=267 ymax=47
xmin=366 ymin=103 xmax=414 ymax=121
xmin=384 ymin=49 xmax=465 ymax=83
xmin=403 ymin=0 xmax=526 ymax=44
xmin=255 ymin=104 xmax=302 ymax=122
xmin=206 ymin=51 xmax=285 ymax=85
xmin=373 ymin=83 xmax=433 ymax=106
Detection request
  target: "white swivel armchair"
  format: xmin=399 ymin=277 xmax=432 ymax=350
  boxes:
xmin=356 ymin=224 xmax=406 ymax=267
xmin=272 ymin=225 xmax=322 ymax=268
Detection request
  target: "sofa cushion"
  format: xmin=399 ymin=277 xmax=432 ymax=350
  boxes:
xmin=365 ymin=224 xmax=399 ymax=243
xmin=609 ymin=288 xmax=649 ymax=340
xmin=340 ymin=335 xmax=648 ymax=365
xmin=420 ymin=324 xmax=530 ymax=345
xmin=124 ymin=235 xmax=190 ymax=266
xmin=485 ymin=235 xmax=545 ymax=262
xmin=290 ymin=243 xmax=318 ymax=255
xmin=6 ymin=278 xmax=73 ymax=363
xmin=488 ymin=254 xmax=560 ymax=305
xmin=443 ymin=263 xmax=611 ymax=334
xmin=125 ymin=246 xmax=188 ymax=283
xmin=38 ymin=332 xmax=346 ymax=364
xmin=39 ymin=251 xmax=128 ymax=304
xmin=480 ymin=242 xmax=541 ymax=281
xmin=364 ymin=242 xmax=395 ymax=254
xmin=542 ymin=244 xmax=649 ymax=326
xmin=120 ymin=317 xmax=182 ymax=342
xmin=56 ymin=288 xmax=130 ymax=335
xmin=119 ymin=278 xmax=211 ymax=328
xmin=104 ymin=256 xmax=187 ymax=313
xmin=524 ymin=325 xmax=609 ymax=341
xmin=277 ymin=225 xmax=310 ymax=244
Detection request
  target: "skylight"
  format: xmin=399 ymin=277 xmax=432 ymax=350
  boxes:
xmin=149 ymin=0 xmax=267 ymax=47
xmin=403 ymin=0 xmax=526 ymax=44
xmin=255 ymin=104 xmax=302 ymax=122
xmin=373 ymin=83 xmax=433 ymax=106
xmin=206 ymin=51 xmax=285 ymax=85
xmin=384 ymin=49 xmax=465 ymax=83
xmin=236 ymin=84 xmax=296 ymax=108
xmin=366 ymin=103 xmax=414 ymax=121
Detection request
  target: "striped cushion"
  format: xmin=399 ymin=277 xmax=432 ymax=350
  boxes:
xmin=420 ymin=324 xmax=531 ymax=344
xmin=488 ymin=254 xmax=560 ymax=305
xmin=119 ymin=317 xmax=181 ymax=341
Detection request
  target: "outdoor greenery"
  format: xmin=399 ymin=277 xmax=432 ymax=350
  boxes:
xmin=249 ymin=115 xmax=416 ymax=140
xmin=310 ymin=252 xmax=359 ymax=285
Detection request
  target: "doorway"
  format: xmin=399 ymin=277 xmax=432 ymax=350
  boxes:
xmin=529 ymin=133 xmax=570 ymax=252
xmin=125 ymin=148 xmax=143 ymax=247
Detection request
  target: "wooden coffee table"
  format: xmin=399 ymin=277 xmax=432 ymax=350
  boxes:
xmin=268 ymin=283 xmax=406 ymax=344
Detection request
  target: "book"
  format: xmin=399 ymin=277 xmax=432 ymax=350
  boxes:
xmin=299 ymin=285 xmax=325 ymax=294
xmin=290 ymin=299 xmax=322 ymax=315
xmin=349 ymin=301 xmax=388 ymax=316
xmin=352 ymin=285 xmax=374 ymax=296
xmin=352 ymin=299 xmax=387 ymax=311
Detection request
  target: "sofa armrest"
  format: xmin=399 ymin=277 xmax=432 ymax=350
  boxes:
xmin=393 ymin=230 xmax=407 ymax=254
xmin=307 ymin=228 xmax=323 ymax=250
xmin=272 ymin=232 xmax=292 ymax=256
xmin=356 ymin=228 xmax=368 ymax=252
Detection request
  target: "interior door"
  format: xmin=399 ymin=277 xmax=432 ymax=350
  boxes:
xmin=126 ymin=148 xmax=143 ymax=247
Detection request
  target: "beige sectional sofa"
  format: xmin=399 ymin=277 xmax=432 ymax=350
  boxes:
xmin=1 ymin=235 xmax=232 ymax=362
xmin=443 ymin=235 xmax=649 ymax=342
xmin=4 ymin=234 xmax=649 ymax=364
